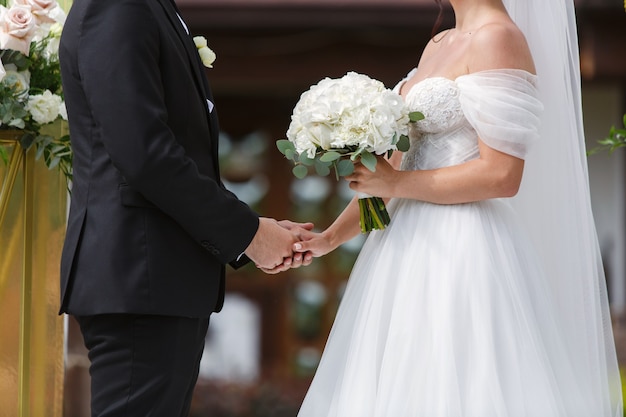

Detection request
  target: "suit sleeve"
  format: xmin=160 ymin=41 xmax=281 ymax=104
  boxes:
xmin=77 ymin=1 xmax=258 ymax=264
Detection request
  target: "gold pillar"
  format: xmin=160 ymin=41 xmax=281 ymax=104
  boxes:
xmin=0 ymin=133 xmax=67 ymax=417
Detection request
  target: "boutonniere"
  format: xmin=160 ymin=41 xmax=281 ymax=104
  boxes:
xmin=193 ymin=36 xmax=216 ymax=68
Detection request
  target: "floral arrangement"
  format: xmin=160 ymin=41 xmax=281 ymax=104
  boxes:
xmin=0 ymin=0 xmax=69 ymax=183
xmin=277 ymin=71 xmax=423 ymax=233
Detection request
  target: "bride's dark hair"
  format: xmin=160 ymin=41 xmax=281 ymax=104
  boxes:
xmin=431 ymin=0 xmax=445 ymax=39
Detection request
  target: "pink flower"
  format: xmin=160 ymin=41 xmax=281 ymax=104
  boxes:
xmin=13 ymin=0 xmax=57 ymax=24
xmin=0 ymin=5 xmax=36 ymax=56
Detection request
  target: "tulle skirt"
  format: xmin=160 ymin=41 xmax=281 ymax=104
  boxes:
xmin=297 ymin=197 xmax=593 ymax=417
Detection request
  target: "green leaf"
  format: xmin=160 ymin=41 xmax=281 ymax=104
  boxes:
xmin=293 ymin=164 xmax=308 ymax=179
xmin=299 ymin=153 xmax=315 ymax=166
xmin=409 ymin=111 xmax=425 ymax=122
xmin=276 ymin=139 xmax=295 ymax=155
xmin=284 ymin=148 xmax=295 ymax=161
xmin=336 ymin=158 xmax=354 ymax=177
xmin=0 ymin=145 xmax=8 ymax=165
xmin=359 ymin=151 xmax=377 ymax=172
xmin=350 ymin=147 xmax=364 ymax=161
xmin=35 ymin=143 xmax=46 ymax=160
xmin=623 ymin=113 xmax=626 ymax=127
xmin=19 ymin=132 xmax=35 ymax=149
xmin=314 ymin=159 xmax=331 ymax=176
xmin=396 ymin=135 xmax=410 ymax=152
xmin=319 ymin=151 xmax=341 ymax=162
xmin=47 ymin=156 xmax=60 ymax=169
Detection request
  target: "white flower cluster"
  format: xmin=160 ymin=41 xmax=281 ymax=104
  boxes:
xmin=287 ymin=72 xmax=410 ymax=159
xmin=26 ymin=88 xmax=64 ymax=124
xmin=0 ymin=0 xmax=66 ymax=128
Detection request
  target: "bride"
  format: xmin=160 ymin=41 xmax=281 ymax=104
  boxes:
xmin=289 ymin=0 xmax=623 ymax=415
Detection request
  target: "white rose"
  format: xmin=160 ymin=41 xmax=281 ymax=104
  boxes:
xmin=0 ymin=59 xmax=6 ymax=82
xmin=0 ymin=5 xmax=36 ymax=55
xmin=13 ymin=0 xmax=57 ymax=24
xmin=25 ymin=89 xmax=62 ymax=124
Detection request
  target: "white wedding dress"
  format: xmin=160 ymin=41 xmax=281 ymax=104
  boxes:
xmin=297 ymin=69 xmax=616 ymax=417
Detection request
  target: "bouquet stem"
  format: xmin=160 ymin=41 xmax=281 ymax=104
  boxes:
xmin=358 ymin=196 xmax=390 ymax=233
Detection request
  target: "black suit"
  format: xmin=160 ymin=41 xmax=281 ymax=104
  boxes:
xmin=59 ymin=0 xmax=259 ymax=414
xmin=60 ymin=0 xmax=258 ymax=317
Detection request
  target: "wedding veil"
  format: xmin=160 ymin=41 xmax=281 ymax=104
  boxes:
xmin=504 ymin=0 xmax=623 ymax=414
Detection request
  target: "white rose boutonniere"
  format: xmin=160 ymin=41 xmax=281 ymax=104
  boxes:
xmin=193 ymin=35 xmax=216 ymax=68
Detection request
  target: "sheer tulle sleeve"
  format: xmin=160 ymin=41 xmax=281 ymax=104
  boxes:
xmin=456 ymin=69 xmax=543 ymax=159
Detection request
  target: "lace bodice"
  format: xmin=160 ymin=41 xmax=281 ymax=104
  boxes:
xmin=397 ymin=77 xmax=477 ymax=171
xmin=393 ymin=69 xmax=542 ymax=172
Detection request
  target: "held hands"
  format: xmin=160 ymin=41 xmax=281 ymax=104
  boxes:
xmin=244 ymin=218 xmax=315 ymax=274
xmin=251 ymin=157 xmax=397 ymax=273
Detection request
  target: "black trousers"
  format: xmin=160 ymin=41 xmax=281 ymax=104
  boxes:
xmin=76 ymin=314 xmax=209 ymax=417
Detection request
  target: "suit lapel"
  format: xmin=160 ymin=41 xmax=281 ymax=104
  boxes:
xmin=155 ymin=0 xmax=222 ymax=180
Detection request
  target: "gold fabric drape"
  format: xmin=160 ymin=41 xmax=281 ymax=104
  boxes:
xmin=0 ymin=130 xmax=68 ymax=417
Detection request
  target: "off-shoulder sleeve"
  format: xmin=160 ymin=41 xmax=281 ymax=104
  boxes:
xmin=456 ymin=69 xmax=543 ymax=159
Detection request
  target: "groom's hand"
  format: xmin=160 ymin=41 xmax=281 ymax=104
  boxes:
xmin=258 ymin=220 xmax=315 ymax=274
xmin=244 ymin=218 xmax=299 ymax=270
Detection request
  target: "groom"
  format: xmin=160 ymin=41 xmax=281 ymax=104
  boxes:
xmin=58 ymin=0 xmax=310 ymax=415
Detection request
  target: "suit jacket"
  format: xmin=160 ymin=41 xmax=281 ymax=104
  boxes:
xmin=58 ymin=0 xmax=259 ymax=317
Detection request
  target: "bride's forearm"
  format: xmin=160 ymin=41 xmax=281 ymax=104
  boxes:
xmin=392 ymin=156 xmax=524 ymax=204
xmin=322 ymin=196 xmax=362 ymax=249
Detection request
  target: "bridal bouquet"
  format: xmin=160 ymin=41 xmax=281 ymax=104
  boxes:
xmin=278 ymin=71 xmax=423 ymax=233
xmin=0 ymin=0 xmax=70 ymax=182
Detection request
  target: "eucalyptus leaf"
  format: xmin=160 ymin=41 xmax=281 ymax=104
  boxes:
xmin=320 ymin=151 xmax=341 ymax=162
xmin=293 ymin=164 xmax=308 ymax=179
xmin=299 ymin=153 xmax=315 ymax=166
xmin=35 ymin=143 xmax=46 ymax=159
xmin=276 ymin=139 xmax=295 ymax=155
xmin=396 ymin=135 xmax=410 ymax=152
xmin=48 ymin=156 xmax=60 ymax=169
xmin=315 ymin=160 xmax=331 ymax=176
xmin=19 ymin=133 xmax=35 ymax=150
xmin=284 ymin=148 xmax=295 ymax=161
xmin=360 ymin=151 xmax=377 ymax=172
xmin=350 ymin=147 xmax=364 ymax=161
xmin=337 ymin=158 xmax=355 ymax=177
xmin=409 ymin=111 xmax=425 ymax=122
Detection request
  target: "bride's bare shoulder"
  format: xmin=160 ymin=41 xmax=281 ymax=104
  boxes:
xmin=468 ymin=21 xmax=535 ymax=73
xmin=421 ymin=29 xmax=452 ymax=58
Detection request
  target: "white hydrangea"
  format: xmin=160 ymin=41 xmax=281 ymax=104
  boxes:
xmin=287 ymin=71 xmax=410 ymax=159
xmin=25 ymin=89 xmax=62 ymax=124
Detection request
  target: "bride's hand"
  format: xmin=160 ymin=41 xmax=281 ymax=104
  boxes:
xmin=292 ymin=229 xmax=336 ymax=258
xmin=346 ymin=156 xmax=399 ymax=198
